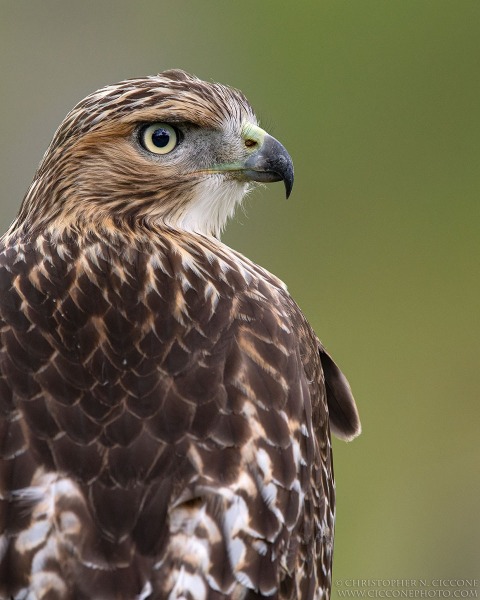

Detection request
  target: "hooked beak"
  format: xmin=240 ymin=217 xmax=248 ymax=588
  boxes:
xmin=242 ymin=133 xmax=294 ymax=198
xmin=200 ymin=128 xmax=294 ymax=198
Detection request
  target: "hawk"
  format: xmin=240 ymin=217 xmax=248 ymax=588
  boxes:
xmin=0 ymin=70 xmax=360 ymax=599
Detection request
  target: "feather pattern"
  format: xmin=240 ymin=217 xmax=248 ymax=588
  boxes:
xmin=0 ymin=70 xmax=360 ymax=599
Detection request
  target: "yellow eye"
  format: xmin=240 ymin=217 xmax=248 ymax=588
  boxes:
xmin=140 ymin=123 xmax=178 ymax=155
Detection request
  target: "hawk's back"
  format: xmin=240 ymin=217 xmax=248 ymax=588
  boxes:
xmin=0 ymin=226 xmax=334 ymax=599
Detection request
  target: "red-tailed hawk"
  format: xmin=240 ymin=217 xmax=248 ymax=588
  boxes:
xmin=0 ymin=70 xmax=360 ymax=599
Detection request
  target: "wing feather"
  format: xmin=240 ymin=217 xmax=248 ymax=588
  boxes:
xmin=0 ymin=228 xmax=350 ymax=599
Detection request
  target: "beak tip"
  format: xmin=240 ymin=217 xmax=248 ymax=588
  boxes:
xmin=284 ymin=168 xmax=294 ymax=199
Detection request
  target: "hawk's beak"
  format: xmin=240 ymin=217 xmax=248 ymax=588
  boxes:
xmin=243 ymin=133 xmax=294 ymax=199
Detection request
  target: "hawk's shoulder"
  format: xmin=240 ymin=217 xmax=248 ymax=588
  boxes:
xmin=0 ymin=226 xmax=357 ymax=598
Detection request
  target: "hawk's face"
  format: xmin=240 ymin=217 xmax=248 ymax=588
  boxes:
xmin=23 ymin=69 xmax=293 ymax=238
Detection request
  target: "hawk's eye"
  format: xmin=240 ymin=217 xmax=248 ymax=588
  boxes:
xmin=140 ymin=123 xmax=178 ymax=155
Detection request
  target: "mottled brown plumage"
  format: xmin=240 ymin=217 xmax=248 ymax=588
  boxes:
xmin=0 ymin=70 xmax=360 ymax=599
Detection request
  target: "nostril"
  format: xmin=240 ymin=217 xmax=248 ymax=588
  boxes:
xmin=244 ymin=138 xmax=257 ymax=148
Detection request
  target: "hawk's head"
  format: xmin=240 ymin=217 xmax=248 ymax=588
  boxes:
xmin=18 ymin=69 xmax=293 ymax=238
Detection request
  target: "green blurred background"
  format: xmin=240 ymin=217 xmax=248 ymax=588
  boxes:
xmin=1 ymin=0 xmax=479 ymax=589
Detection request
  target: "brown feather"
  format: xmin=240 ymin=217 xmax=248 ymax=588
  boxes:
xmin=0 ymin=70 xmax=360 ymax=599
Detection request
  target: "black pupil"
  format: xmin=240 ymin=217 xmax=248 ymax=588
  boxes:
xmin=152 ymin=128 xmax=171 ymax=148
